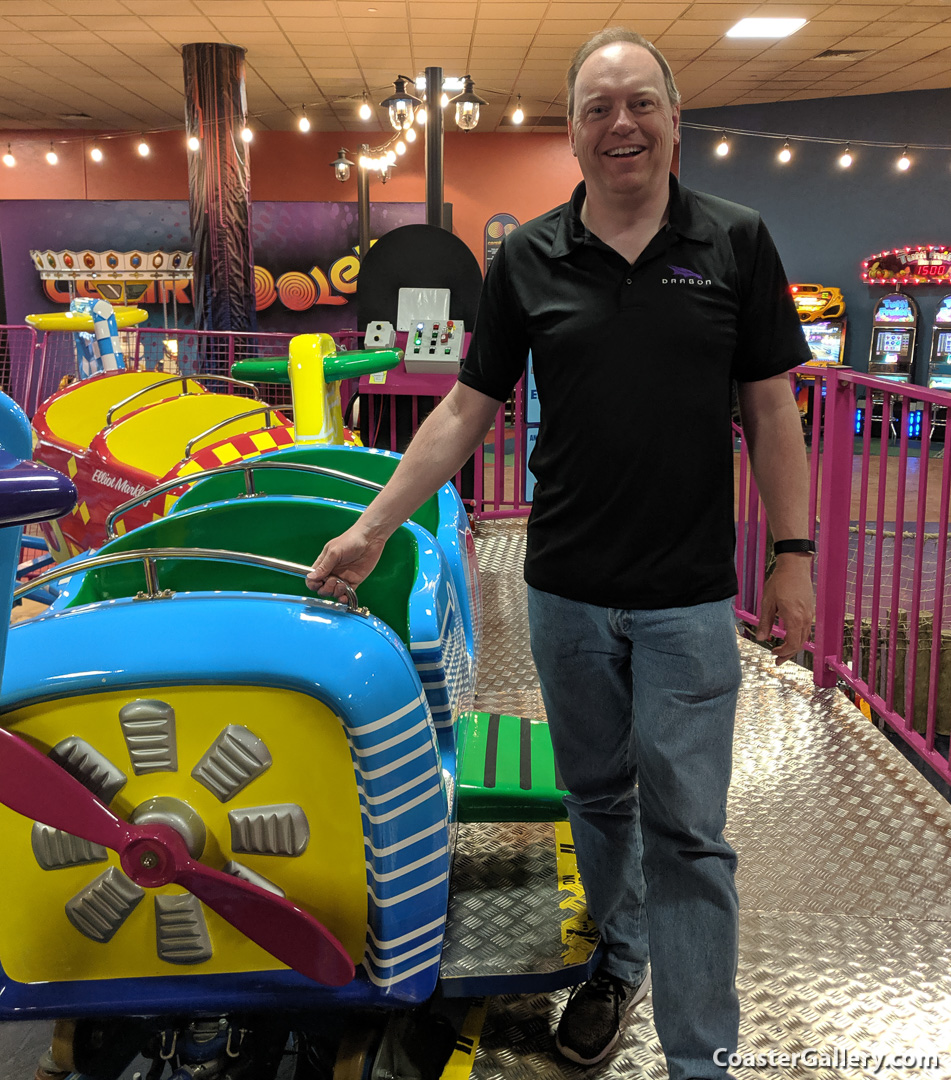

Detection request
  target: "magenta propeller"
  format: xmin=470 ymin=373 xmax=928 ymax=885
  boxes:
xmin=0 ymin=727 xmax=355 ymax=987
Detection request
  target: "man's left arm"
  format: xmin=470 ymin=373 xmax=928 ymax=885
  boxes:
xmin=736 ymin=372 xmax=816 ymax=664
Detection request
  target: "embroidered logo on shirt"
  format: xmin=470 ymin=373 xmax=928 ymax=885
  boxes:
xmin=662 ymin=264 xmax=711 ymax=286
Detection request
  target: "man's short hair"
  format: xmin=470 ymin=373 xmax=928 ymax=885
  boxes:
xmin=566 ymin=28 xmax=681 ymax=117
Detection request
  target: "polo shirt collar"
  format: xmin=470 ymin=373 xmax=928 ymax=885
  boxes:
xmin=550 ymin=173 xmax=715 ymax=257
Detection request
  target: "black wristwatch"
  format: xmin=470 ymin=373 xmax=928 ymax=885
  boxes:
xmin=773 ymin=539 xmax=817 ymax=556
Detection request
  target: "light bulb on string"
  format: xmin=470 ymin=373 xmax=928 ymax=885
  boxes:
xmin=187 ymin=135 xmax=200 ymax=151
xmin=2 ymin=144 xmax=14 ymax=167
xmin=897 ymin=146 xmax=910 ymax=171
xmin=405 ymin=127 xmax=417 ymax=143
xmin=440 ymin=92 xmax=449 ymax=108
xmin=512 ymin=95 xmax=524 ymax=125
xmin=90 ymin=143 xmax=104 ymax=162
xmin=839 ymin=145 xmax=852 ymax=168
xmin=716 ymin=133 xmax=729 ymax=157
xmin=395 ymin=140 xmax=406 ymax=155
xmin=137 ymin=137 xmax=150 ymax=157
xmin=298 ymin=107 xmax=311 ymax=133
xmin=359 ymin=93 xmax=372 ymax=121
xmin=778 ymin=140 xmax=791 ymax=163
xmin=416 ymin=106 xmax=427 ymax=125
xmin=240 ymin=126 xmax=253 ymax=143
xmin=46 ymin=143 xmax=58 ymax=165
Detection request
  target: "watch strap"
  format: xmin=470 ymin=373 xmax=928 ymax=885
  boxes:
xmin=773 ymin=539 xmax=817 ymax=555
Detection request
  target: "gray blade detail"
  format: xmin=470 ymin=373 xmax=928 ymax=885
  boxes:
xmin=32 ymin=823 xmax=108 ymax=870
xmin=119 ymin=699 xmax=178 ymax=775
xmin=49 ymin=738 xmax=127 ymax=805
xmin=223 ymin=860 xmax=286 ymax=898
xmin=155 ymin=894 xmax=212 ymax=964
xmin=228 ymin=804 xmax=310 ymax=857
xmin=191 ymin=726 xmax=272 ymax=803
xmin=65 ymin=867 xmax=145 ymax=943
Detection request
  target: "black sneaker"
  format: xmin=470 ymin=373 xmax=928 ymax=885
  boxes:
xmin=555 ymin=967 xmax=651 ymax=1066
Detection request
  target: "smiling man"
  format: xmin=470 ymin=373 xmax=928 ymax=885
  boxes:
xmin=308 ymin=28 xmax=814 ymax=1080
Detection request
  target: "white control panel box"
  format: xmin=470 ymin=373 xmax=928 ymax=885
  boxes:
xmin=365 ymin=320 xmax=397 ymax=349
xmin=404 ymin=319 xmax=465 ymax=374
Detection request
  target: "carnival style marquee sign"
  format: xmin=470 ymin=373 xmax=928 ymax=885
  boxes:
xmin=862 ymin=246 xmax=951 ymax=286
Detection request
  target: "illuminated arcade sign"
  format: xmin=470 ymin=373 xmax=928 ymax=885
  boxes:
xmin=862 ymin=246 xmax=951 ymax=286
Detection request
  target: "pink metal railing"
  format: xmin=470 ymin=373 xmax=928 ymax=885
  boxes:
xmin=0 ymin=326 xmax=40 ymax=414
xmin=736 ymin=364 xmax=951 ymax=785
xmin=19 ymin=326 xmax=528 ymax=518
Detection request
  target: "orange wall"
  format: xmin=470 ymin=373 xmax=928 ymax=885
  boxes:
xmin=0 ymin=127 xmax=582 ymax=268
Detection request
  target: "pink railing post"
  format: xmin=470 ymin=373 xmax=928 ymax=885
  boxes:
xmin=813 ymin=371 xmax=854 ymax=688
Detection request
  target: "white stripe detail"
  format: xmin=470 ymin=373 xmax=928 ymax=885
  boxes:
xmin=364 ymin=933 xmax=444 ymax=968
xmin=366 ymin=915 xmax=446 ymax=950
xmin=365 ymin=845 xmax=448 ymax=882
xmin=360 ymin=784 xmax=443 ymax=824
xmin=410 ymin=603 xmax=453 ymax=652
xmin=368 ymin=871 xmax=449 ymax=907
xmin=421 ymin=677 xmax=448 ymax=691
xmin=348 ymin=694 xmax=425 ymax=736
xmin=350 ymin=717 xmax=429 ymax=758
xmin=361 ymin=954 xmax=441 ymax=987
xmin=364 ymin=821 xmax=445 ymax=859
xmin=357 ymin=742 xmax=433 ymax=783
xmin=360 ymin=765 xmax=440 ymax=804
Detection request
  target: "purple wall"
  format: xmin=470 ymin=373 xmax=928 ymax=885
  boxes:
xmin=0 ymin=200 xmax=426 ymax=334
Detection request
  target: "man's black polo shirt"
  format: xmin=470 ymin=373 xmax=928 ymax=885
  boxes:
xmin=459 ymin=175 xmax=811 ymax=610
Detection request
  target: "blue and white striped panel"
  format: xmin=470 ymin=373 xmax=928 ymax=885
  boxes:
xmin=345 ymin=690 xmax=450 ymax=995
xmin=91 ymin=299 xmax=124 ymax=371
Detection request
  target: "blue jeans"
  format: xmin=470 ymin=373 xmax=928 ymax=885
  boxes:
xmin=527 ymin=587 xmax=741 ymax=1080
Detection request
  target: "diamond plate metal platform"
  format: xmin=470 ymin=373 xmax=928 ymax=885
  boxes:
xmin=468 ymin=518 xmax=951 ymax=1080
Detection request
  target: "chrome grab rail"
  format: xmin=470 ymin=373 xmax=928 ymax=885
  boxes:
xmin=104 ymin=375 xmax=261 ymax=426
xmin=12 ymin=547 xmax=367 ymax=615
xmin=183 ymin=406 xmax=286 ymax=459
xmin=105 ymin=461 xmax=385 ymax=538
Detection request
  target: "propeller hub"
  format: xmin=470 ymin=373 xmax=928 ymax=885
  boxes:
xmin=120 ymin=830 xmax=186 ymax=888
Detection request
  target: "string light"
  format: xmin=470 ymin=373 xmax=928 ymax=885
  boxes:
xmin=897 ymin=146 xmax=910 ymax=171
xmin=778 ymin=140 xmax=791 ymax=163
xmin=416 ymin=106 xmax=427 ymax=125
xmin=716 ymin=133 xmax=730 ymax=157
xmin=187 ymin=135 xmax=200 ymax=151
xmin=46 ymin=143 xmax=58 ymax=165
xmin=359 ymin=92 xmax=372 ymax=121
xmin=395 ymin=140 xmax=406 ymax=155
xmin=405 ymin=127 xmax=417 ymax=143
xmin=512 ymin=95 xmax=524 ymax=125
xmin=137 ymin=137 xmax=150 ymax=157
xmin=839 ymin=144 xmax=852 ymax=168
xmin=240 ymin=126 xmax=253 ymax=143
xmin=298 ymin=106 xmax=310 ymax=133
xmin=440 ymin=92 xmax=449 ymax=108
xmin=90 ymin=143 xmax=104 ymax=162
xmin=3 ymin=144 xmax=15 ymax=167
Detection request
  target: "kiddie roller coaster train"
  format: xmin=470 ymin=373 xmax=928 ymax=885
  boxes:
xmin=1 ymin=318 xmax=599 ymax=1079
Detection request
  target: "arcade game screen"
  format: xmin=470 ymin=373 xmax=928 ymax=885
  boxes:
xmin=802 ymin=319 xmax=846 ymax=365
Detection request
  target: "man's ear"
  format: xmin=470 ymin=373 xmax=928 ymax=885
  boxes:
xmin=567 ymin=116 xmax=577 ymax=157
xmin=672 ymin=104 xmax=681 ymax=145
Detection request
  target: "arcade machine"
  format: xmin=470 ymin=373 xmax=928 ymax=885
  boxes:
xmin=790 ymin=284 xmax=847 ymax=426
xmin=926 ymin=293 xmax=951 ymax=437
xmin=860 ymin=291 xmax=920 ymax=437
